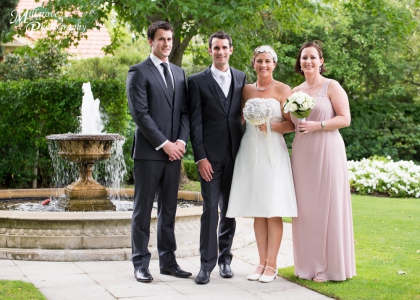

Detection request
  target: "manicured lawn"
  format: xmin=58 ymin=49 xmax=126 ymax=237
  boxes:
xmin=0 ymin=280 xmax=46 ymax=300
xmin=180 ymin=180 xmax=201 ymax=192
xmin=278 ymin=195 xmax=420 ymax=300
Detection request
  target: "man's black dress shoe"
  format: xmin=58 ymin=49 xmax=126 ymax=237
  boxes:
xmin=160 ymin=265 xmax=192 ymax=278
xmin=219 ymin=263 xmax=234 ymax=278
xmin=195 ymin=269 xmax=211 ymax=284
xmin=134 ymin=268 xmax=153 ymax=283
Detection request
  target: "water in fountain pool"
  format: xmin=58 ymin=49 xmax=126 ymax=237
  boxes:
xmin=0 ymin=198 xmax=201 ymax=212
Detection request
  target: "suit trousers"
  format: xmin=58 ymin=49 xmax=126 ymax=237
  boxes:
xmin=131 ymin=158 xmax=181 ymax=269
xmin=199 ymin=155 xmax=236 ymax=271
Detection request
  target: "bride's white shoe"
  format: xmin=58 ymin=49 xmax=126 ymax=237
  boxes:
xmin=259 ymin=266 xmax=277 ymax=283
xmin=247 ymin=264 xmax=265 ymax=281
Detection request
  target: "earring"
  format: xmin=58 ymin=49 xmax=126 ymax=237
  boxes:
xmin=300 ymin=69 xmax=303 ymax=73
xmin=319 ymin=66 xmax=322 ymax=73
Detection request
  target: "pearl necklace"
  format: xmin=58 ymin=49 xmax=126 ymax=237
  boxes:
xmin=256 ymin=80 xmax=275 ymax=91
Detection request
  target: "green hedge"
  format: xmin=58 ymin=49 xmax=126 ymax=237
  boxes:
xmin=341 ymin=99 xmax=420 ymax=163
xmin=0 ymin=79 xmax=132 ymax=188
xmin=1 ymin=78 xmax=419 ymax=188
xmin=183 ymin=160 xmax=199 ymax=181
xmin=283 ymin=99 xmax=420 ymax=164
xmin=182 ymin=99 xmax=420 ymax=182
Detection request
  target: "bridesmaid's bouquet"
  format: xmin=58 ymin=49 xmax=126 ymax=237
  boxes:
xmin=243 ymin=98 xmax=272 ymax=125
xmin=243 ymin=98 xmax=272 ymax=137
xmin=283 ymin=91 xmax=315 ymax=121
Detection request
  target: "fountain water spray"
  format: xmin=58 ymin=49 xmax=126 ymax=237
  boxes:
xmin=47 ymin=82 xmax=125 ymax=211
xmin=80 ymin=82 xmax=104 ymax=134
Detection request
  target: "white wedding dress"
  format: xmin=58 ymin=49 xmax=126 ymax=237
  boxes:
xmin=226 ymin=98 xmax=297 ymax=218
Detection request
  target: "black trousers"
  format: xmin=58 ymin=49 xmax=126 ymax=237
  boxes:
xmin=131 ymin=159 xmax=181 ymax=269
xmin=199 ymin=155 xmax=236 ymax=271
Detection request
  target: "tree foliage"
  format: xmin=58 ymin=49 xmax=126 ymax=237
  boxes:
xmin=0 ymin=0 xmax=19 ymax=56
xmin=257 ymin=0 xmax=419 ymax=101
xmin=4 ymin=0 xmax=318 ymax=67
xmin=0 ymin=40 xmax=68 ymax=80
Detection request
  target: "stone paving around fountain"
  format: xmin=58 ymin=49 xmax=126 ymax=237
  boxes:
xmin=0 ymin=223 xmax=332 ymax=300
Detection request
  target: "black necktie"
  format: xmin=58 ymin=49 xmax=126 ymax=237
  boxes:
xmin=161 ymin=62 xmax=174 ymax=98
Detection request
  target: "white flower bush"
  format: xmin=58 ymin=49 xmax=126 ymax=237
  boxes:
xmin=348 ymin=156 xmax=420 ymax=198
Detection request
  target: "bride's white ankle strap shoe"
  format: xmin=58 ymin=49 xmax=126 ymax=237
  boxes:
xmin=247 ymin=265 xmax=265 ymax=281
xmin=259 ymin=266 xmax=277 ymax=283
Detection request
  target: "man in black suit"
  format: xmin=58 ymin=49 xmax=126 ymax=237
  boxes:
xmin=188 ymin=31 xmax=246 ymax=284
xmin=126 ymin=21 xmax=191 ymax=283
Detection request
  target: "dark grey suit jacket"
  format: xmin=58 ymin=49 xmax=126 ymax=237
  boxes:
xmin=188 ymin=67 xmax=246 ymax=162
xmin=127 ymin=57 xmax=189 ymax=160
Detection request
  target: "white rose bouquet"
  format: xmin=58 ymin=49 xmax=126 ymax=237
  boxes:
xmin=243 ymin=98 xmax=272 ymax=125
xmin=283 ymin=91 xmax=315 ymax=121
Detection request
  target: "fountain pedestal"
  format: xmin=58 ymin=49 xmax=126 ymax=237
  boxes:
xmin=64 ymin=162 xmax=114 ymax=211
xmin=46 ymin=134 xmax=124 ymax=211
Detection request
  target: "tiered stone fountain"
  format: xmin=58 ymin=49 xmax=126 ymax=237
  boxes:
xmin=47 ymin=82 xmax=124 ymax=211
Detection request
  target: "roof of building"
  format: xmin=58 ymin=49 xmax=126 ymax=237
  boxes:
xmin=10 ymin=0 xmax=111 ymax=58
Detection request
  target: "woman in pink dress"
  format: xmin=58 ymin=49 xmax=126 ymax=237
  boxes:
xmin=291 ymin=41 xmax=356 ymax=282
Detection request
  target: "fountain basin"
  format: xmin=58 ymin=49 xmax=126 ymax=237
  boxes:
xmin=46 ymin=134 xmax=124 ymax=163
xmin=0 ymin=189 xmax=255 ymax=261
xmin=46 ymin=134 xmax=125 ymax=211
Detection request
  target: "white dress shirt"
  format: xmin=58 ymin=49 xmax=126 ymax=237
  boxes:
xmin=211 ymin=64 xmax=231 ymax=97
xmin=150 ymin=54 xmax=174 ymax=88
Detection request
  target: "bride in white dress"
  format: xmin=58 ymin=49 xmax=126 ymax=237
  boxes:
xmin=226 ymin=45 xmax=297 ymax=283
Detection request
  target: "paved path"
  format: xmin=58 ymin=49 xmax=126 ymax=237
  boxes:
xmin=0 ymin=223 xmax=332 ymax=300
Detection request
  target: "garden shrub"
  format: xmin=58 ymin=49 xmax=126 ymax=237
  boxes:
xmin=183 ymin=160 xmax=199 ymax=181
xmin=342 ymin=99 xmax=420 ymax=163
xmin=348 ymin=156 xmax=420 ymax=198
xmin=0 ymin=78 xmax=131 ymax=188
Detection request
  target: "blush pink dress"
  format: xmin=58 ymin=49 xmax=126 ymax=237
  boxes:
xmin=291 ymin=79 xmax=356 ymax=281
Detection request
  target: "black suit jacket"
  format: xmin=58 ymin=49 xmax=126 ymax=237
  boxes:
xmin=127 ymin=57 xmax=189 ymax=160
xmin=188 ymin=67 xmax=246 ymax=162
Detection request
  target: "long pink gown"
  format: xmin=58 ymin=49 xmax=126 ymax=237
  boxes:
xmin=291 ymin=79 xmax=356 ymax=281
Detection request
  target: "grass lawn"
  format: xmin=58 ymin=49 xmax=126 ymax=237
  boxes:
xmin=278 ymin=195 xmax=420 ymax=300
xmin=0 ymin=280 xmax=46 ymax=300
xmin=180 ymin=180 xmax=201 ymax=192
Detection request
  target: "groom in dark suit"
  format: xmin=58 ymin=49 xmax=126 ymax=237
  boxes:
xmin=188 ymin=31 xmax=246 ymax=284
xmin=126 ymin=21 xmax=191 ymax=283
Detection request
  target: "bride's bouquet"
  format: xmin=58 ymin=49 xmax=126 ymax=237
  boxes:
xmin=243 ymin=98 xmax=272 ymax=125
xmin=243 ymin=98 xmax=275 ymax=167
xmin=283 ymin=91 xmax=315 ymax=121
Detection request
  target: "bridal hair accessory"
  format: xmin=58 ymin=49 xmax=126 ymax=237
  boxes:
xmin=254 ymin=45 xmax=278 ymax=63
